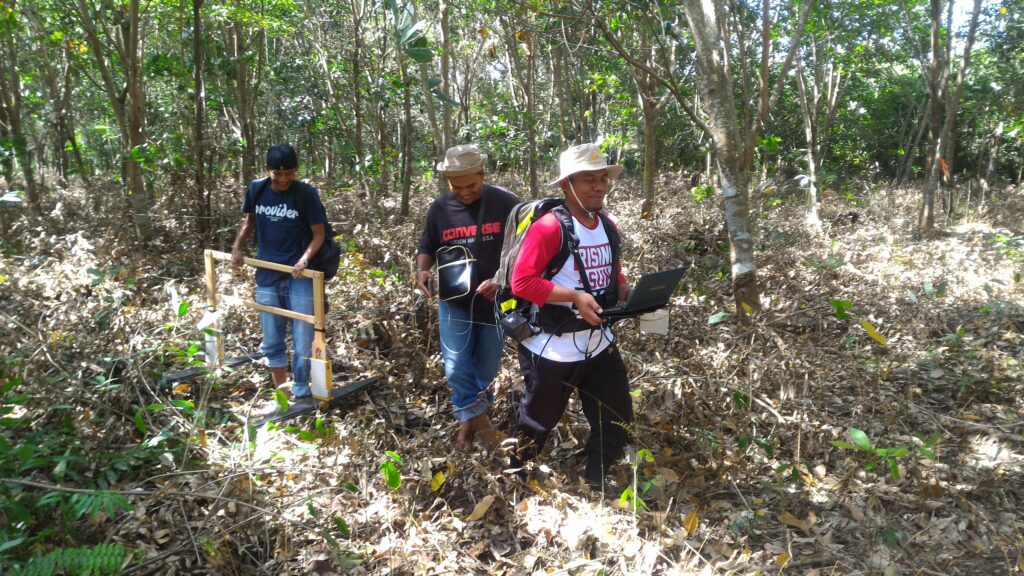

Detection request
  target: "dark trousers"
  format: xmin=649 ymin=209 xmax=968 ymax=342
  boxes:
xmin=515 ymin=344 xmax=633 ymax=469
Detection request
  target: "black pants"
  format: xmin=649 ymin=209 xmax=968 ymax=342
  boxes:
xmin=515 ymin=344 xmax=633 ymax=468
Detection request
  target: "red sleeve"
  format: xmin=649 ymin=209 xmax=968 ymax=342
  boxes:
xmin=511 ymin=213 xmax=563 ymax=306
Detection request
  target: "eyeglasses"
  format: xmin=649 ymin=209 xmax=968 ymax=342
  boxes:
xmin=268 ymin=168 xmax=298 ymax=177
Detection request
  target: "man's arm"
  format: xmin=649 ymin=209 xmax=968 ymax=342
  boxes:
xmin=415 ymin=253 xmax=434 ymax=299
xmin=231 ymin=213 xmax=255 ymax=266
xmin=292 ymin=223 xmax=325 ymax=278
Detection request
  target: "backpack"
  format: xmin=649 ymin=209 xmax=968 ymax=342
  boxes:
xmin=309 ymin=220 xmax=342 ymax=281
xmin=248 ymin=178 xmax=342 ymax=280
xmin=492 ymin=198 xmax=620 ymax=340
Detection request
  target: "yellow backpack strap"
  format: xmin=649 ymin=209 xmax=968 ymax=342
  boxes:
xmin=516 ymin=205 xmax=535 ymax=236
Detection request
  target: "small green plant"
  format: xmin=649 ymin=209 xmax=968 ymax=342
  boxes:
xmin=620 ymin=448 xmax=655 ymax=513
xmin=829 ymin=298 xmax=889 ymax=346
xmin=804 ymin=253 xmax=845 ymax=270
xmin=690 ymin=184 xmax=715 ymax=203
xmin=737 ymin=433 xmax=774 ymax=459
xmin=922 ymin=280 xmax=948 ymax=298
xmin=774 ymin=461 xmax=815 ymax=485
xmin=85 ymin=266 xmax=126 ymax=287
xmin=379 ymin=451 xmax=403 ymax=490
xmin=830 ymin=428 xmax=938 ymax=480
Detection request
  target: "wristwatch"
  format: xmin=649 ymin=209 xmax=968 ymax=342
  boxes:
xmin=299 ymin=257 xmax=309 ymax=266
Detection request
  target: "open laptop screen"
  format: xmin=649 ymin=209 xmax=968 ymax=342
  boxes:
xmin=600 ymin=265 xmax=688 ymax=319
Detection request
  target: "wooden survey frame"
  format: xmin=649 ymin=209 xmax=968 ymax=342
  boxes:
xmin=203 ymin=249 xmax=331 ymax=398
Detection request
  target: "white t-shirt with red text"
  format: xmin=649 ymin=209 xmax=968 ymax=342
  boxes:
xmin=511 ymin=211 xmax=625 ymax=362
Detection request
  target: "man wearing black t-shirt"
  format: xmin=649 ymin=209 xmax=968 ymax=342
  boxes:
xmin=416 ymin=145 xmax=519 ymax=451
xmin=232 ymin=144 xmax=326 ymax=411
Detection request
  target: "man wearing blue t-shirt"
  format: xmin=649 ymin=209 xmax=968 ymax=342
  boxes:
xmin=232 ymin=144 xmax=326 ymax=410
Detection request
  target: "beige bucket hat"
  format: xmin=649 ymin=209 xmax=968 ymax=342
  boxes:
xmin=436 ymin=144 xmax=487 ymax=177
xmin=549 ymin=143 xmax=624 ymax=186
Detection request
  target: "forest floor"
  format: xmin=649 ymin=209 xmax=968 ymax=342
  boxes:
xmin=1 ymin=176 xmax=1023 ymax=575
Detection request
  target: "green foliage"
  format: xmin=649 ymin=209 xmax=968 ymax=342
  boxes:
xmin=274 ymin=389 xmax=290 ymax=414
xmin=690 ymin=184 xmax=715 ymax=203
xmin=829 ymin=298 xmax=853 ymax=320
xmin=379 ymin=451 xmax=403 ymax=490
xmin=758 ymin=135 xmax=782 ymax=155
xmin=774 ymin=461 xmax=814 ymax=485
xmin=830 ymin=427 xmax=938 ymax=480
xmin=386 ymin=0 xmax=434 ymax=64
xmin=6 ymin=543 xmax=128 ymax=576
xmin=0 ymin=358 xmax=169 ymax=570
xmin=707 ymin=311 xmax=732 ymax=325
xmin=620 ymin=449 xmax=656 ymax=513
xmin=737 ymin=434 xmax=774 ymax=459
xmin=804 ymin=253 xmax=845 ymax=271
xmin=65 ymin=492 xmax=133 ymax=522
xmin=993 ymin=234 xmax=1024 ymax=282
xmin=618 ymin=484 xmax=647 ymax=512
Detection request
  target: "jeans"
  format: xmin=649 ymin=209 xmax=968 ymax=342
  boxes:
xmin=439 ymin=300 xmax=503 ymax=422
xmin=255 ymin=276 xmax=314 ymax=398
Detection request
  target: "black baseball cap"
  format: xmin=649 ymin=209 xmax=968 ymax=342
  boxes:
xmin=266 ymin=144 xmax=298 ymax=170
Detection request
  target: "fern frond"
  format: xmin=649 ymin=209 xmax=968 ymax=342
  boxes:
xmin=8 ymin=542 xmax=128 ymax=576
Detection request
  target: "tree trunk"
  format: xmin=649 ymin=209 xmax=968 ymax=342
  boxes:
xmin=75 ymin=0 xmax=131 ymax=209
xmin=898 ymin=101 xmax=929 ymax=186
xmin=228 ymin=24 xmax=259 ymax=185
xmin=41 ymin=65 xmax=67 ymax=185
xmin=349 ymin=0 xmax=368 ymax=194
xmin=193 ymin=0 xmax=208 ymax=236
xmin=640 ymin=98 xmax=658 ymax=219
xmin=682 ymin=0 xmax=762 ymax=318
xmin=0 ymin=106 xmax=12 ymax=183
xmin=524 ymin=39 xmax=538 ymax=198
xmin=939 ymin=0 xmax=983 ymax=207
xmin=398 ymin=44 xmax=413 ymax=217
xmin=0 ymin=1 xmax=39 ymax=207
xmin=637 ymin=29 xmax=660 ymax=219
xmin=552 ymin=42 xmax=571 ymax=150
xmin=502 ymin=17 xmax=538 ymax=196
xmin=439 ymin=0 xmax=453 ymax=150
xmin=60 ymin=64 xmax=87 ymax=184
xmin=794 ymin=57 xmax=821 ymax=229
xmin=978 ymin=120 xmax=1002 ymax=199
xmin=125 ymin=0 xmax=153 ymax=241
xmin=919 ymin=0 xmax=946 ymax=235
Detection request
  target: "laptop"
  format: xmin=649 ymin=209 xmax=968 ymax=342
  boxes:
xmin=600 ymin=265 xmax=688 ymax=319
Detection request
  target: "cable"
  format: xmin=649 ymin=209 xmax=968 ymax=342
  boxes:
xmin=566 ymin=179 xmax=594 ymax=220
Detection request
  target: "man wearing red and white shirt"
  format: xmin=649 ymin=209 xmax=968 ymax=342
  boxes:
xmin=510 ymin=143 xmax=634 ymax=491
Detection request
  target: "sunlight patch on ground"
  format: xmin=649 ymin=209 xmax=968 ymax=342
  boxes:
xmin=967 ymin=434 xmax=1023 ymax=470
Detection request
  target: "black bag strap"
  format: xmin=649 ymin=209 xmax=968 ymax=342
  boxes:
xmin=533 ymin=207 xmax=622 ymax=331
xmin=545 ymin=204 xmax=578 ymax=280
xmin=469 ymin=189 xmax=488 ymax=284
xmin=292 ymin=186 xmax=335 ymax=254
xmin=546 ymin=205 xmax=620 ymax=299
xmin=470 ymin=189 xmax=488 ymax=257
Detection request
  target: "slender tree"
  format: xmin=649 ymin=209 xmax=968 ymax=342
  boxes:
xmin=0 ymin=0 xmax=40 ymax=206
xmin=193 ymin=0 xmax=208 ymax=235
xmin=680 ymin=0 xmax=810 ymax=318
